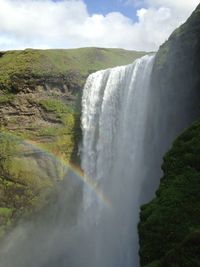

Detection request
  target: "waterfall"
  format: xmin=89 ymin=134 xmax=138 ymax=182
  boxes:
xmin=0 ymin=54 xmax=197 ymax=267
xmin=81 ymin=55 xmax=155 ymax=267
xmin=0 ymin=55 xmax=158 ymax=267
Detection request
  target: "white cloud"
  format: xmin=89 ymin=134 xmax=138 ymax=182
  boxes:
xmin=147 ymin=0 xmax=199 ymax=13
xmin=0 ymin=0 xmax=199 ymax=51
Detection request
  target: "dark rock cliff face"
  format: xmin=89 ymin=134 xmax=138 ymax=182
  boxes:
xmin=152 ymin=3 xmax=200 ymax=138
xmin=10 ymin=72 xmax=81 ymax=94
xmin=138 ymin=4 xmax=200 ymax=267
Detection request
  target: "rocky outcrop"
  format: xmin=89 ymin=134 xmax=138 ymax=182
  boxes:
xmin=10 ymin=72 xmax=81 ymax=94
xmin=0 ymin=90 xmax=81 ymax=238
xmin=151 ymin=3 xmax=200 ymax=132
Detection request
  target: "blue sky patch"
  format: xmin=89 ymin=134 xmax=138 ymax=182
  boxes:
xmin=84 ymin=0 xmax=138 ymax=20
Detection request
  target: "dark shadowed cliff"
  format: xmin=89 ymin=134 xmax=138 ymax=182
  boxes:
xmin=138 ymin=4 xmax=200 ymax=267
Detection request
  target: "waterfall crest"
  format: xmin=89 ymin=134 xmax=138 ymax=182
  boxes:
xmin=81 ymin=55 xmax=155 ymax=267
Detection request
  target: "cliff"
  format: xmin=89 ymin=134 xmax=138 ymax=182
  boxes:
xmin=139 ymin=120 xmax=200 ymax=267
xmin=0 ymin=47 xmax=146 ymax=239
xmin=139 ymin=4 xmax=200 ymax=267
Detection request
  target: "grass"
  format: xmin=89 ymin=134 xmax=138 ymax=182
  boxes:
xmin=0 ymin=48 xmax=148 ymax=91
xmin=39 ymin=98 xmax=74 ymax=114
xmin=0 ymin=131 xmax=56 ymax=239
xmin=0 ymin=93 xmax=15 ymax=104
xmin=0 ymin=207 xmax=13 ymax=218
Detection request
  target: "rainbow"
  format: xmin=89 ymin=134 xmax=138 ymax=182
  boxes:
xmin=0 ymin=131 xmax=111 ymax=208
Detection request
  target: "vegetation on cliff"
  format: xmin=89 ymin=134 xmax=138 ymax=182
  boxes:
xmin=139 ymin=119 xmax=200 ymax=267
xmin=0 ymin=47 xmax=146 ymax=92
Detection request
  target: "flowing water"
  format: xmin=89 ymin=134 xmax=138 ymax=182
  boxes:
xmin=0 ymin=54 xmax=197 ymax=267
xmin=80 ymin=55 xmax=155 ymax=267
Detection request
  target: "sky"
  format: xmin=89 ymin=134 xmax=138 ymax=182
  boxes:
xmin=84 ymin=0 xmax=138 ymax=20
xmin=0 ymin=0 xmax=199 ymax=51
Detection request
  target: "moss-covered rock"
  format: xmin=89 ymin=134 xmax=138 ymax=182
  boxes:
xmin=139 ymin=119 xmax=200 ymax=267
xmin=0 ymin=88 xmax=81 ymax=239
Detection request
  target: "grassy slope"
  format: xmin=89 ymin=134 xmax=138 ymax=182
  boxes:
xmin=139 ymin=119 xmax=200 ymax=267
xmin=0 ymin=47 xmax=147 ymax=90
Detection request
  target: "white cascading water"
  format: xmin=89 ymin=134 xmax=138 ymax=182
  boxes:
xmin=81 ymin=55 xmax=155 ymax=267
xmin=0 ymin=54 xmax=197 ymax=267
xmin=0 ymin=55 xmax=158 ymax=267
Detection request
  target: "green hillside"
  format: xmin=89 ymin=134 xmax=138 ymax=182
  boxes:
xmin=0 ymin=47 xmax=147 ymax=91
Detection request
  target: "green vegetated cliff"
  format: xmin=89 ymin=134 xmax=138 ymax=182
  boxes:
xmin=0 ymin=47 xmax=146 ymax=239
xmin=139 ymin=120 xmax=200 ymax=267
xmin=0 ymin=47 xmax=146 ymax=92
xmin=139 ymin=4 xmax=200 ymax=267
